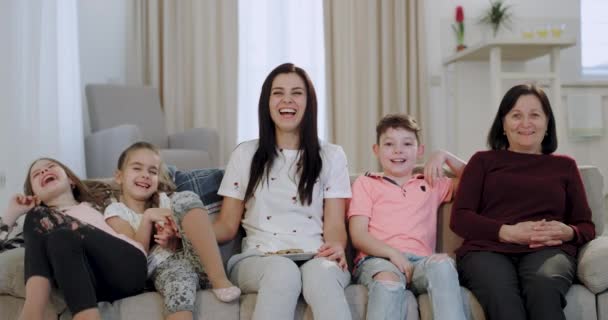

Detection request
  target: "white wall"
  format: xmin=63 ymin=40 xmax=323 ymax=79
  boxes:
xmin=0 ymin=1 xmax=18 ymax=207
xmin=425 ymin=0 xmax=608 ymax=194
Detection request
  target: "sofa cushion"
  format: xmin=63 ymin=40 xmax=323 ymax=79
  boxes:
xmin=578 ymin=236 xmax=608 ymax=293
xmin=59 ymin=291 xmax=239 ymax=320
xmin=0 ymin=248 xmax=26 ymax=297
xmin=0 ymin=294 xmax=59 ymax=320
xmin=0 ymin=248 xmax=67 ymax=313
xmin=564 ymin=284 xmax=597 ymax=320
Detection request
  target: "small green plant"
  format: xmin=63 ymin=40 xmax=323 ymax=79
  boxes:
xmin=479 ymin=0 xmax=513 ymax=37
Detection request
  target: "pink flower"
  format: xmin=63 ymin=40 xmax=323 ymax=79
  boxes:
xmin=455 ymin=6 xmax=464 ymax=23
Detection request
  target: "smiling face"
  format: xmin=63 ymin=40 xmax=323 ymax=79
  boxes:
xmin=115 ymin=148 xmax=161 ymax=202
xmin=373 ymin=127 xmax=424 ymax=180
xmin=29 ymin=159 xmax=73 ymax=204
xmin=502 ymin=94 xmax=548 ymax=154
xmin=268 ymin=72 xmax=307 ymax=136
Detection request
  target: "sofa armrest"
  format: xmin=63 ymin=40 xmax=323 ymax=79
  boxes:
xmin=168 ymin=128 xmax=220 ymax=167
xmin=85 ymin=124 xmax=142 ymax=178
xmin=578 ymin=166 xmax=606 ymax=236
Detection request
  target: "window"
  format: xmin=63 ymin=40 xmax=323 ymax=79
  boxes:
xmin=581 ymin=0 xmax=608 ymax=77
xmin=237 ymin=0 xmax=326 ymax=143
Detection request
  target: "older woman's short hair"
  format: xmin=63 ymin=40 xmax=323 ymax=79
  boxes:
xmin=487 ymin=84 xmax=557 ymax=154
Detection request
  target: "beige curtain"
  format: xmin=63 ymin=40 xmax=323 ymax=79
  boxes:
xmin=126 ymin=0 xmax=238 ymax=165
xmin=324 ymin=0 xmax=428 ymax=173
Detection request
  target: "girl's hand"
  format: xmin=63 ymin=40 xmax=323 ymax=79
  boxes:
xmin=154 ymin=220 xmax=181 ymax=251
xmin=388 ymin=250 xmax=413 ymax=284
xmin=4 ymin=194 xmax=37 ymax=226
xmin=316 ymin=242 xmax=348 ymax=271
xmin=143 ymin=208 xmax=172 ymax=224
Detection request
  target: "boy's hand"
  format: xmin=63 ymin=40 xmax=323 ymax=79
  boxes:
xmin=316 ymin=242 xmax=348 ymax=271
xmin=424 ymin=151 xmax=447 ymax=187
xmin=4 ymin=194 xmax=38 ymax=226
xmin=388 ymin=250 xmax=413 ymax=284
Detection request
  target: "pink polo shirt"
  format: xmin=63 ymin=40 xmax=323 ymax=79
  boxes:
xmin=347 ymin=173 xmax=453 ymax=263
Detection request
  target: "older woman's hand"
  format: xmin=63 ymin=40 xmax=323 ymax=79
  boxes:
xmin=499 ymin=219 xmax=575 ymax=248
xmin=316 ymin=242 xmax=348 ymax=271
xmin=499 ymin=221 xmax=542 ymax=245
xmin=529 ymin=220 xmax=575 ymax=248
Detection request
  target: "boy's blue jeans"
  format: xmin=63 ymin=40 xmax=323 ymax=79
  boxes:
xmin=354 ymin=253 xmax=470 ymax=320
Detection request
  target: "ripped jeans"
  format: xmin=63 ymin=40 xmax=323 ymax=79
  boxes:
xmin=23 ymin=206 xmax=147 ymax=315
xmin=354 ymin=253 xmax=470 ymax=320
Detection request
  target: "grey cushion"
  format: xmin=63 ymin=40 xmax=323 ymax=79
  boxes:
xmin=84 ymin=84 xmax=220 ymax=178
xmin=160 ymin=149 xmax=212 ymax=171
xmin=86 ymin=85 xmax=168 ymax=148
xmin=0 ymin=249 xmax=25 ymax=297
xmin=578 ymin=236 xmax=608 ymax=294
xmin=59 ymin=291 xmax=239 ymax=320
xmin=0 ymin=295 xmax=59 ymax=320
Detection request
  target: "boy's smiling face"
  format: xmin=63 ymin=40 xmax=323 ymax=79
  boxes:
xmin=373 ymin=127 xmax=424 ymax=181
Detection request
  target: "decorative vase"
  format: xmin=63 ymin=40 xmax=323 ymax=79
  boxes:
xmin=453 ymin=6 xmax=467 ymax=52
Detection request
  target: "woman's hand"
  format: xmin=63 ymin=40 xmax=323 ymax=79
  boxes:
xmin=316 ymin=242 xmax=348 ymax=271
xmin=529 ymin=220 xmax=574 ymax=248
xmin=388 ymin=250 xmax=413 ymax=284
xmin=4 ymin=194 xmax=37 ymax=226
xmin=498 ymin=221 xmax=543 ymax=245
xmin=499 ymin=219 xmax=574 ymax=248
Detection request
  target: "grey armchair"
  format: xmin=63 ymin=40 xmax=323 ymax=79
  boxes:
xmin=84 ymin=84 xmax=219 ymax=178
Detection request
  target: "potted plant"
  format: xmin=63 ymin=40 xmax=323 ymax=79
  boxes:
xmin=452 ymin=6 xmax=466 ymax=51
xmin=479 ymin=0 xmax=513 ymax=38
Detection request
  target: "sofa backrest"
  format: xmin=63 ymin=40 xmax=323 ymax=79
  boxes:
xmin=92 ymin=166 xmax=606 ymax=265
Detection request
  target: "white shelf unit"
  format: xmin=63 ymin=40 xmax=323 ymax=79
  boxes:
xmin=443 ymin=37 xmax=576 ymax=109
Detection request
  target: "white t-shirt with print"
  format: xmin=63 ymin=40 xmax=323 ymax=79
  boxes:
xmin=104 ymin=193 xmax=173 ymax=277
xmin=218 ymin=139 xmax=352 ymax=253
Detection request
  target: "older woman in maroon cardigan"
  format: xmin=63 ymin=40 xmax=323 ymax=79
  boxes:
xmin=451 ymin=84 xmax=595 ymax=320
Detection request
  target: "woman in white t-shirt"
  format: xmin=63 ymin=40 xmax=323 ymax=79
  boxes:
xmin=214 ymin=63 xmax=353 ymax=320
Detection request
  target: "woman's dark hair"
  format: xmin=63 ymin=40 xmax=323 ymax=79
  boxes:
xmin=487 ymin=84 xmax=557 ymax=154
xmin=244 ymin=63 xmax=322 ymax=205
xmin=24 ymin=158 xmax=113 ymax=211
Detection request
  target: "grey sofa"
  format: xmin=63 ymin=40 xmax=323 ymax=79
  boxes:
xmin=84 ymin=84 xmax=220 ymax=178
xmin=0 ymin=166 xmax=606 ymax=319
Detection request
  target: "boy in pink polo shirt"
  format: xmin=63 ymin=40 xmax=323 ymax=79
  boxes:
xmin=348 ymin=114 xmax=468 ymax=320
